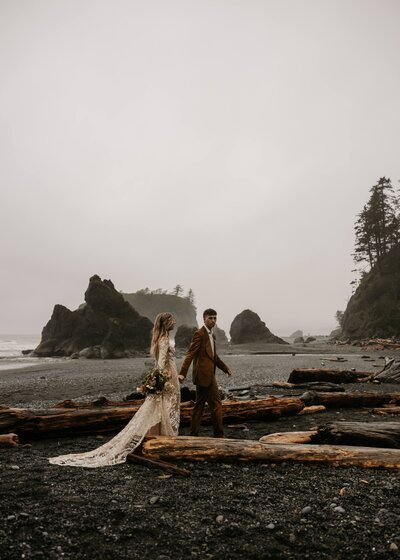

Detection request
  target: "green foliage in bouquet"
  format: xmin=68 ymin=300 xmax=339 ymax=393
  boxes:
xmin=140 ymin=366 xmax=170 ymax=395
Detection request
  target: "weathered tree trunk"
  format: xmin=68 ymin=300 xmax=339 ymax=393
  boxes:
xmin=0 ymin=433 xmax=19 ymax=448
xmin=300 ymin=390 xmax=400 ymax=409
xmin=180 ymin=397 xmax=304 ymax=424
xmin=288 ymin=368 xmax=372 ymax=384
xmin=141 ymin=436 xmax=400 ymax=469
xmin=0 ymin=397 xmax=304 ymax=437
xmin=317 ymin=421 xmax=400 ymax=448
xmin=0 ymin=405 xmax=141 ymax=436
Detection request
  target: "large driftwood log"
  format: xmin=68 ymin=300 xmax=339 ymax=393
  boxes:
xmin=142 ymin=436 xmax=400 ymax=469
xmin=0 ymin=396 xmax=304 ymax=437
xmin=0 ymin=433 xmax=19 ymax=448
xmin=288 ymin=368 xmax=372 ymax=384
xmin=259 ymin=422 xmax=400 ymax=448
xmin=300 ymin=390 xmax=400 ymax=409
xmin=317 ymin=421 xmax=400 ymax=448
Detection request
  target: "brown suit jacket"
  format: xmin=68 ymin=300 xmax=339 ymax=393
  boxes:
xmin=179 ymin=326 xmax=229 ymax=387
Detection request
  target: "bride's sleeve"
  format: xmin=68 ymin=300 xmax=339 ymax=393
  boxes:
xmin=157 ymin=337 xmax=170 ymax=370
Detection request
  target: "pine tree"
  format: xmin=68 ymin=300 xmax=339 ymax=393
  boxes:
xmin=186 ymin=288 xmax=195 ymax=306
xmin=353 ymin=177 xmax=399 ymax=270
xmin=172 ymin=285 xmax=184 ymax=297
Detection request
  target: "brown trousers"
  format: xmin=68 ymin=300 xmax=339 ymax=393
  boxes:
xmin=190 ymin=378 xmax=223 ymax=437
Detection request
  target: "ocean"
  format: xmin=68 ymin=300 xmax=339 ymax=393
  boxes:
xmin=0 ymin=334 xmax=41 ymax=370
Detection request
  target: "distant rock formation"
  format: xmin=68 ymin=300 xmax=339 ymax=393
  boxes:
xmin=214 ymin=325 xmax=229 ymax=345
xmin=329 ymin=327 xmax=342 ymax=339
xmin=175 ymin=324 xmax=229 ymax=349
xmin=229 ymin=310 xmax=288 ymax=345
xmin=293 ymin=336 xmax=305 ymax=344
xmin=290 ymin=330 xmax=303 ymax=339
xmin=175 ymin=325 xmax=197 ymax=349
xmin=341 ymin=244 xmax=400 ymax=340
xmin=34 ymin=275 xmax=153 ymax=358
xmin=122 ymin=291 xmax=197 ymax=328
xmin=304 ymin=336 xmax=316 ymax=343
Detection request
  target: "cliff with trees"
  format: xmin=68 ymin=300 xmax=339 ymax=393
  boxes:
xmin=122 ymin=286 xmax=197 ymax=328
xmin=341 ymin=177 xmax=400 ymax=340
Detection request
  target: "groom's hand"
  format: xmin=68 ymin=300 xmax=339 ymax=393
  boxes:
xmin=227 ymin=368 xmax=233 ymax=377
xmin=178 ymin=374 xmax=185 ymax=384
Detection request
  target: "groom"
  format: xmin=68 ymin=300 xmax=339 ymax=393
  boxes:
xmin=178 ymin=309 xmax=232 ymax=438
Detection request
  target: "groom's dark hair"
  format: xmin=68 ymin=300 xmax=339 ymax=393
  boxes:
xmin=203 ymin=308 xmax=217 ymax=318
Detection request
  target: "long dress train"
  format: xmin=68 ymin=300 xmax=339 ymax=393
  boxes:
xmin=49 ymin=336 xmax=180 ymax=468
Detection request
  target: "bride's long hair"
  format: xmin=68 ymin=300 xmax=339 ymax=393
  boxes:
xmin=150 ymin=312 xmax=175 ymax=358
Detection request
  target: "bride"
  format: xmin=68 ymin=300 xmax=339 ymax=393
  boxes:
xmin=49 ymin=312 xmax=180 ymax=468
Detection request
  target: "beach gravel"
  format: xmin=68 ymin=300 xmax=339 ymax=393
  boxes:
xmin=1 ymin=346 xmax=400 ymax=559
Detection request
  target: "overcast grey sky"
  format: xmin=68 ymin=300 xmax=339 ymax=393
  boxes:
xmin=1 ymin=0 xmax=399 ymax=336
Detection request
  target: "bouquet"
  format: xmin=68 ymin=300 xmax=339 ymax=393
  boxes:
xmin=139 ymin=366 xmax=170 ymax=395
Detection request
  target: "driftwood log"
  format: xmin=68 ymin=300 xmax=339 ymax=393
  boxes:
xmin=300 ymin=390 xmax=400 ymax=409
xmin=374 ymin=359 xmax=400 ymax=383
xmin=0 ymin=433 xmax=19 ymax=448
xmin=288 ymin=368 xmax=372 ymax=384
xmin=259 ymin=422 xmax=400 ymax=449
xmin=141 ymin=436 xmax=400 ymax=469
xmin=273 ymin=381 xmax=345 ymax=392
xmin=370 ymin=407 xmax=400 ymax=415
xmin=0 ymin=396 xmax=304 ymax=437
xmin=317 ymin=421 xmax=400 ymax=448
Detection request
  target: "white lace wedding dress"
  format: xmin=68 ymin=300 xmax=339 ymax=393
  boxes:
xmin=49 ymin=336 xmax=180 ymax=468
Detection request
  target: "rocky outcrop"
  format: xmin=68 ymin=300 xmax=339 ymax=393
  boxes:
xmin=294 ymin=336 xmax=305 ymax=344
xmin=290 ymin=330 xmax=303 ymax=339
xmin=175 ymin=325 xmax=229 ymax=349
xmin=214 ymin=326 xmax=229 ymax=345
xmin=229 ymin=310 xmax=288 ymax=345
xmin=342 ymin=245 xmax=400 ymax=340
xmin=34 ymin=275 xmax=153 ymax=358
xmin=305 ymin=336 xmax=316 ymax=343
xmin=175 ymin=325 xmax=197 ymax=349
xmin=122 ymin=291 xmax=197 ymax=328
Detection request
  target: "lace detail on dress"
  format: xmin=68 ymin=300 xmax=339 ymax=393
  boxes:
xmin=49 ymin=336 xmax=180 ymax=468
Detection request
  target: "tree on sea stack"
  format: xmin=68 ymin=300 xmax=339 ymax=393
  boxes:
xmin=229 ymin=309 xmax=288 ymax=345
xmin=341 ymin=177 xmax=400 ymax=340
xmin=353 ymin=177 xmax=399 ymax=273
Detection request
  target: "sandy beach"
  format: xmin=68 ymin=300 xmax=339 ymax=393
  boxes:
xmin=1 ymin=344 xmax=400 ymax=559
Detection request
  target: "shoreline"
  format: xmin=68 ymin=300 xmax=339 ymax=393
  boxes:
xmin=0 ymin=344 xmax=394 ymax=410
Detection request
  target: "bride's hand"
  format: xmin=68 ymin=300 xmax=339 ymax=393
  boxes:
xmin=178 ymin=375 xmax=185 ymax=384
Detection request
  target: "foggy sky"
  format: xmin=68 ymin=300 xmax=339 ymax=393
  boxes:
xmin=1 ymin=0 xmax=400 ymax=337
